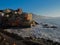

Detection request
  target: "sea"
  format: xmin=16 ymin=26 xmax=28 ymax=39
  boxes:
xmin=4 ymin=17 xmax=60 ymax=43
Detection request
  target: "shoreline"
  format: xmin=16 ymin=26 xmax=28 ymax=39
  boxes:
xmin=0 ymin=29 xmax=60 ymax=45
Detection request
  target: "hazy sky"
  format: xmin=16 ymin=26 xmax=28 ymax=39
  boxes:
xmin=0 ymin=0 xmax=60 ymax=17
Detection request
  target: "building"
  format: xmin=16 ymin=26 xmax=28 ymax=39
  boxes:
xmin=0 ymin=8 xmax=34 ymax=28
xmin=17 ymin=8 xmax=22 ymax=15
xmin=24 ymin=13 xmax=32 ymax=21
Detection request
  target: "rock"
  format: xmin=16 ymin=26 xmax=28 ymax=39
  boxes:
xmin=50 ymin=26 xmax=57 ymax=28
xmin=0 ymin=34 xmax=4 ymax=42
xmin=42 ymin=23 xmax=57 ymax=29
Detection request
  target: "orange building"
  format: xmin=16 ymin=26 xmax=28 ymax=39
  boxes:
xmin=24 ymin=13 xmax=32 ymax=21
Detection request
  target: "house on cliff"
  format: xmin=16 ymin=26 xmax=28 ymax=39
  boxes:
xmin=0 ymin=8 xmax=36 ymax=28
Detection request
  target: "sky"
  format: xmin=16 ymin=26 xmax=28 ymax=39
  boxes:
xmin=0 ymin=0 xmax=60 ymax=17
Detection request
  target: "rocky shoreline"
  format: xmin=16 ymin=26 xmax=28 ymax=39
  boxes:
xmin=0 ymin=30 xmax=60 ymax=45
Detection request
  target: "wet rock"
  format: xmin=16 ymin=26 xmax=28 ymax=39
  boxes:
xmin=0 ymin=34 xmax=4 ymax=42
xmin=23 ymin=40 xmax=42 ymax=45
xmin=50 ymin=26 xmax=57 ymax=28
xmin=42 ymin=23 xmax=57 ymax=29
